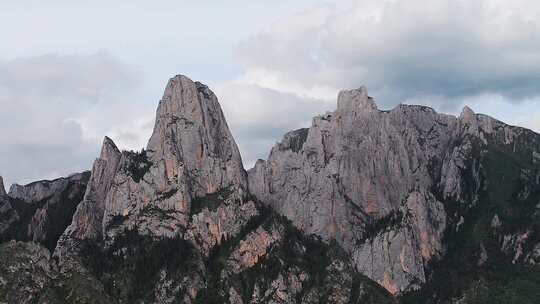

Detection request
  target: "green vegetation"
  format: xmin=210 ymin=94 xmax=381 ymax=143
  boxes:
xmin=80 ymin=229 xmax=197 ymax=303
xmin=194 ymin=203 xmax=394 ymax=304
xmin=125 ymin=149 xmax=152 ymax=183
xmin=141 ymin=204 xmax=178 ymax=221
xmin=157 ymin=188 xmax=178 ymax=200
xmin=190 ymin=187 xmax=234 ymax=216
xmin=401 ymin=131 xmax=540 ymax=304
xmin=360 ymin=210 xmax=404 ymax=243
xmin=193 ymin=203 xmax=272 ymax=303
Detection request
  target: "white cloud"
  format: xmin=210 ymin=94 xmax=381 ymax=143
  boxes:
xmin=216 ymin=82 xmax=334 ymax=167
xmin=235 ymin=0 xmax=540 ymax=106
xmin=0 ymin=52 xmax=152 ymax=187
xmin=216 ymin=0 xmax=540 ymax=165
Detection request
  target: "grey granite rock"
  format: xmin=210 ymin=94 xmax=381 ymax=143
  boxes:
xmin=247 ymin=87 xmax=515 ymax=294
xmin=55 ymin=137 xmax=122 ymax=259
xmin=0 ymin=198 xmax=18 ymax=238
xmin=147 ymin=75 xmax=247 ymax=196
xmin=56 ymin=75 xmax=249 ymax=257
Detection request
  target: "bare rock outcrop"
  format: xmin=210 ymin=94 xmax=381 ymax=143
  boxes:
xmin=54 ymin=138 xmax=121 ymax=259
xmin=247 ymin=87 xmax=532 ymax=294
xmin=146 ymin=75 xmax=247 ymax=196
xmin=8 ymin=173 xmax=86 ymax=203
xmin=55 ymin=75 xmax=249 ymax=262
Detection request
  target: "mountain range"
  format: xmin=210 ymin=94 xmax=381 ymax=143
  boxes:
xmin=1 ymin=75 xmax=539 ymax=303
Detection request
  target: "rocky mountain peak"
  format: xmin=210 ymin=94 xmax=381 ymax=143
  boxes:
xmin=100 ymin=136 xmax=120 ymax=160
xmin=146 ymin=74 xmax=247 ymax=195
xmin=460 ymin=105 xmax=476 ymax=123
xmin=337 ymin=86 xmax=377 ymax=113
xmin=0 ymin=176 xmax=5 ymax=197
xmin=56 ymin=74 xmax=249 ymax=255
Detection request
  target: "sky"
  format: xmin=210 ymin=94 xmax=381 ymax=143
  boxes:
xmin=1 ymin=0 xmax=539 ymax=187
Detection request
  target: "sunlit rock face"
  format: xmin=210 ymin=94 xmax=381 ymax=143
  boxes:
xmin=56 ymin=75 xmax=249 ymax=256
xmin=146 ymin=75 xmax=247 ymax=196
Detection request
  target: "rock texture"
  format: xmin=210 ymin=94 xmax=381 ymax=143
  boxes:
xmin=0 ymin=176 xmax=5 ymax=197
xmin=2 ymin=75 xmax=540 ymax=303
xmin=57 ymin=75 xmax=248 ymax=260
xmin=0 ymin=176 xmax=17 ymax=238
xmin=0 ymin=172 xmax=90 ymax=251
xmin=47 ymin=75 xmax=395 ymax=304
xmin=0 ymin=241 xmax=112 ymax=304
xmin=248 ymin=87 xmax=540 ymax=295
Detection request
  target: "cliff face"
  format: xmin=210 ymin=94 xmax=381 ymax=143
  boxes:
xmin=47 ymin=75 xmax=392 ymax=304
xmin=0 ymin=172 xmax=90 ymax=251
xmin=248 ymin=87 xmax=540 ymax=295
xmin=56 ymin=75 xmax=248 ymax=258
xmin=1 ymin=75 xmax=539 ymax=303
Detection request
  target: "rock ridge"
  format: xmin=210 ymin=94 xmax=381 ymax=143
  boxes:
xmin=247 ymin=86 xmax=540 ymax=295
xmin=56 ymin=75 xmax=249 ymax=259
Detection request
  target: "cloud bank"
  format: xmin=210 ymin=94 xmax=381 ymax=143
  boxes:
xmin=2 ymin=0 xmax=540 ymax=185
xmin=233 ymin=0 xmax=540 ymax=104
xmin=0 ymin=53 xmax=152 ymax=186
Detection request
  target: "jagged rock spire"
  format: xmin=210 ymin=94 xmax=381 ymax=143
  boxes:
xmin=56 ymin=75 xmax=249 ymax=257
xmin=55 ymin=136 xmax=122 ymax=258
xmin=101 ymin=136 xmax=120 ymax=161
xmin=147 ymin=75 xmax=247 ymax=196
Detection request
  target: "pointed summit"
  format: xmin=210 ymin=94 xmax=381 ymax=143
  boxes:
xmin=146 ymin=74 xmax=247 ymax=196
xmin=460 ymin=105 xmax=476 ymax=124
xmin=337 ymin=86 xmax=377 ymax=113
xmin=0 ymin=176 xmax=5 ymax=197
xmin=100 ymin=136 xmax=120 ymax=161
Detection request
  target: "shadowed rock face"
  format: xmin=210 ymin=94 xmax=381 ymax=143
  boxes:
xmin=9 ymin=175 xmax=85 ymax=203
xmin=248 ymin=87 xmax=540 ymax=295
xmin=0 ymin=177 xmax=5 ymax=197
xmin=0 ymin=178 xmax=17 ymax=238
xmin=55 ymin=138 xmax=122 ymax=258
xmin=0 ymin=172 xmax=90 ymax=252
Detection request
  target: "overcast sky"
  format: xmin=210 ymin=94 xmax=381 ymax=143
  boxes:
xmin=1 ymin=0 xmax=539 ymax=187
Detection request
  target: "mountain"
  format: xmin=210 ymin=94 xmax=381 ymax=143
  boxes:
xmin=0 ymin=75 xmax=539 ymax=303
xmin=249 ymin=87 xmax=540 ymax=302
xmin=0 ymin=172 xmax=90 ymax=251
